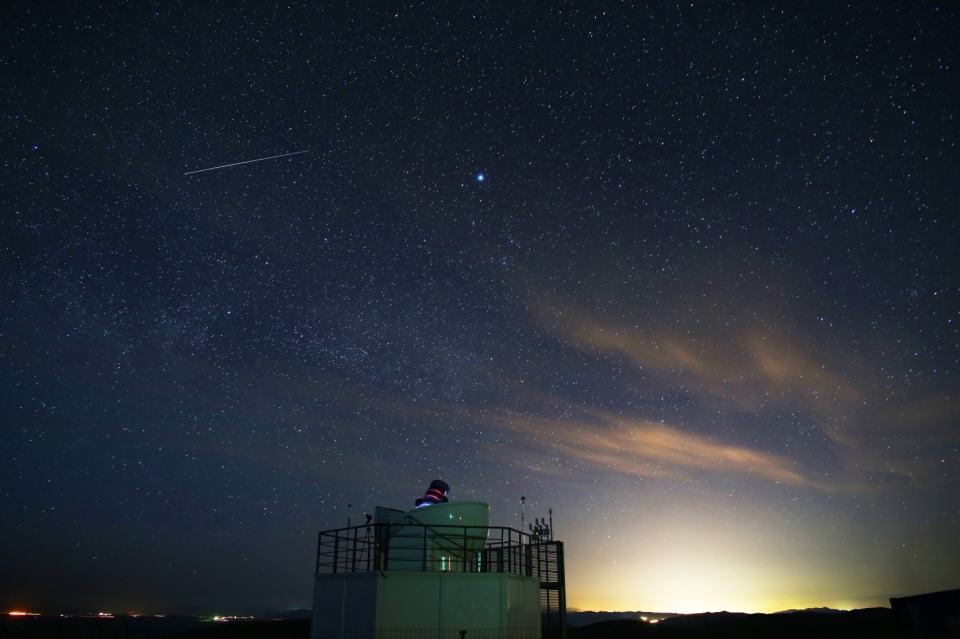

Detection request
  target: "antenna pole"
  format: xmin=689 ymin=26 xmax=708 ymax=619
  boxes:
xmin=520 ymin=496 xmax=526 ymax=532
xmin=549 ymin=507 xmax=554 ymax=541
xmin=347 ymin=503 xmax=352 ymax=528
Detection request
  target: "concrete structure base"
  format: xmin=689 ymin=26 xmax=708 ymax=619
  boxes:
xmin=310 ymin=570 xmax=541 ymax=639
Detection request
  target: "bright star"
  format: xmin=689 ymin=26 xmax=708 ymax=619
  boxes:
xmin=477 ymin=174 xmax=485 ymax=182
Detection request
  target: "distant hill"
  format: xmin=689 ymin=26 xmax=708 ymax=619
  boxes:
xmin=773 ymin=607 xmax=844 ymax=614
xmin=568 ymin=611 xmax=678 ymax=626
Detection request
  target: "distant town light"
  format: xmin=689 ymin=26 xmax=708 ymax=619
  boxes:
xmin=211 ymin=615 xmax=254 ymax=622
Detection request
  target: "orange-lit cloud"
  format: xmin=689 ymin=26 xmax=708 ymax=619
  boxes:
xmin=533 ymin=295 xmax=859 ymax=415
xmin=480 ymin=291 xmax=959 ymax=493
xmin=498 ymin=410 xmax=820 ymax=488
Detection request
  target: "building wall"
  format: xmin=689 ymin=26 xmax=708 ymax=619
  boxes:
xmin=311 ymin=571 xmax=541 ymax=635
xmin=310 ymin=572 xmax=378 ymax=639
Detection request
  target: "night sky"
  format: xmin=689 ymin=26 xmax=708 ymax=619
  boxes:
xmin=2 ymin=1 xmax=959 ymax=617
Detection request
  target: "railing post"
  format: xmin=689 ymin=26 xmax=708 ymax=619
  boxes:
xmin=351 ymin=526 xmax=358 ymax=572
xmin=383 ymin=523 xmax=390 ymax=571
xmin=422 ymin=525 xmax=428 ymax=571
xmin=366 ymin=525 xmax=372 ymax=572
xmin=333 ymin=532 xmax=339 ymax=574
xmin=316 ymin=531 xmax=323 ymax=573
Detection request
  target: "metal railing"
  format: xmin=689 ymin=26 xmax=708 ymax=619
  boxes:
xmin=316 ymin=523 xmax=531 ymax=575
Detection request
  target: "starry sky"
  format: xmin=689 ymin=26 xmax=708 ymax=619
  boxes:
xmin=2 ymin=0 xmax=959 ymax=617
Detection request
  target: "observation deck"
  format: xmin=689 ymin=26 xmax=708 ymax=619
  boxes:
xmin=312 ymin=520 xmax=566 ymax=639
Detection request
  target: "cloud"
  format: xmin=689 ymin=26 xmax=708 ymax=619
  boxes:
xmin=498 ymin=410 xmax=821 ymax=488
xmin=533 ymin=294 xmax=859 ymax=415
xmin=505 ymin=292 xmax=956 ymax=492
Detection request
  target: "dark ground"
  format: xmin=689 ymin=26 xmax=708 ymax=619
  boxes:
xmin=1 ymin=615 xmax=205 ymax=639
xmin=0 ymin=611 xmax=898 ymax=639
xmin=570 ymin=608 xmax=897 ymax=639
xmin=160 ymin=608 xmax=897 ymax=638
xmin=169 ymin=619 xmax=311 ymax=639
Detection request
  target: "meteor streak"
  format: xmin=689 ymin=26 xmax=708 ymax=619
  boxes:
xmin=184 ymin=150 xmax=311 ymax=175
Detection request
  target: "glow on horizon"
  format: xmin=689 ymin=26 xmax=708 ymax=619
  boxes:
xmin=567 ymin=568 xmax=890 ymax=615
xmin=565 ymin=548 xmax=892 ymax=614
xmin=557 ymin=493 xmax=902 ymax=614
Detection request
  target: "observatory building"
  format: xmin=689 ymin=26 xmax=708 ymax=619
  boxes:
xmin=310 ymin=480 xmax=567 ymax=639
